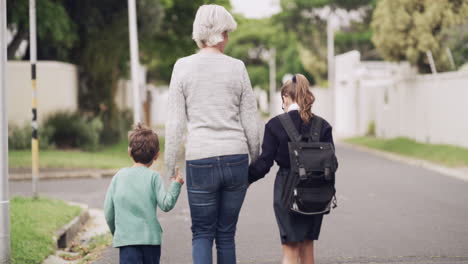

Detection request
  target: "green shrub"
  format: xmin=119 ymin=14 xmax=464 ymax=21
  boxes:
xmin=119 ymin=109 xmax=133 ymax=136
xmin=99 ymin=108 xmax=133 ymax=145
xmin=9 ymin=109 xmax=131 ymax=151
xmin=366 ymin=121 xmax=376 ymax=137
xmin=8 ymin=124 xmax=30 ymax=150
xmin=84 ymin=117 xmax=104 ymax=151
xmin=42 ymin=111 xmax=103 ymax=151
xmin=8 ymin=123 xmax=52 ymax=150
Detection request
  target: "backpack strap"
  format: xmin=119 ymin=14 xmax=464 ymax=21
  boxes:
xmin=309 ymin=115 xmax=323 ymax=142
xmin=278 ymin=113 xmax=301 ymax=143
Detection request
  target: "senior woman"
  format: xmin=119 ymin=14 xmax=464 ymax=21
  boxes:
xmin=164 ymin=4 xmax=260 ymax=264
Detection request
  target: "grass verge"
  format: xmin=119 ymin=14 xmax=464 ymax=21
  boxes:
xmin=8 ymin=138 xmax=165 ymax=169
xmin=345 ymin=137 xmax=468 ymax=167
xmin=11 ymin=196 xmax=82 ymax=264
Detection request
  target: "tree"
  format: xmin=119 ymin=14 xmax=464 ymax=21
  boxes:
xmin=371 ymin=0 xmax=468 ymax=73
xmin=7 ymin=0 xmax=233 ymax=142
xmin=447 ymin=24 xmax=468 ymax=69
xmin=275 ymin=0 xmax=375 ymax=84
xmin=61 ymin=0 xmax=170 ymax=143
xmin=335 ymin=29 xmax=377 ymax=59
xmin=7 ymin=0 xmax=232 ymax=112
xmin=142 ymin=0 xmax=231 ymax=83
xmin=7 ymin=0 xmax=77 ymax=60
xmin=7 ymin=0 xmax=169 ymax=143
xmin=334 ymin=1 xmax=379 ymax=60
xmin=225 ymin=17 xmax=314 ymax=90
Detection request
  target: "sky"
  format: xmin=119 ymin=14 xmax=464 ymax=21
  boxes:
xmin=231 ymin=0 xmax=281 ymax=19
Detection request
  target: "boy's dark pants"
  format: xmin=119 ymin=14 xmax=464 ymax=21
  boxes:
xmin=119 ymin=245 xmax=161 ymax=264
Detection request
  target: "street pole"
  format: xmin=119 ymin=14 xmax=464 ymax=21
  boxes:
xmin=327 ymin=15 xmax=336 ymax=127
xmin=268 ymin=48 xmax=276 ymax=116
xmin=446 ymin=48 xmax=456 ymax=70
xmin=128 ymin=0 xmax=141 ymax=124
xmin=426 ymin=51 xmax=437 ymax=74
xmin=30 ymin=0 xmax=39 ymax=198
xmin=0 ymin=0 xmax=12 ymax=262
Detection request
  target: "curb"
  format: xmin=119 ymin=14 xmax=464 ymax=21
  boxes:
xmin=339 ymin=141 xmax=468 ymax=183
xmin=42 ymin=208 xmax=111 ymax=264
xmin=54 ymin=202 xmax=90 ymax=249
xmin=9 ymin=169 xmax=117 ymax=181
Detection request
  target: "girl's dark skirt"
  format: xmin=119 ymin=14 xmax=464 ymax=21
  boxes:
xmin=274 ymin=167 xmax=324 ymax=244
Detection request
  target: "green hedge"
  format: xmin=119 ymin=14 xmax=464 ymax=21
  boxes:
xmin=8 ymin=109 xmax=133 ymax=152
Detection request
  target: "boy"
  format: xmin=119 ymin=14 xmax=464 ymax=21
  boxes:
xmin=104 ymin=124 xmax=184 ymax=264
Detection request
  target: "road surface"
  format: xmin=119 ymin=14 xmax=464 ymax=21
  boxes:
xmin=10 ymin=144 xmax=468 ymax=263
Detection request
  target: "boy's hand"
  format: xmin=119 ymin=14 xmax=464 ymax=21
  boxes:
xmin=174 ymin=167 xmax=184 ymax=185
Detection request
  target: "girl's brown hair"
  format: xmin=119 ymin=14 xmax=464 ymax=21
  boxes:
xmin=280 ymin=74 xmax=315 ymax=123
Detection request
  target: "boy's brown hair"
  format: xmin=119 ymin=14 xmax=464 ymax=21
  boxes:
xmin=128 ymin=123 xmax=160 ymax=164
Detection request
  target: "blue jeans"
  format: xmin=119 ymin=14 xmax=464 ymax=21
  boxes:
xmin=186 ymin=154 xmax=249 ymax=264
xmin=119 ymin=245 xmax=161 ymax=264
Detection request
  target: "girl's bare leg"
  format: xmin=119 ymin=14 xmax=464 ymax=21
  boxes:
xmin=298 ymin=240 xmax=315 ymax=264
xmin=282 ymin=242 xmax=300 ymax=264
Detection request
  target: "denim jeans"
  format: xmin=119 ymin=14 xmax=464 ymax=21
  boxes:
xmin=186 ymin=154 xmax=249 ymax=264
xmin=119 ymin=245 xmax=161 ymax=264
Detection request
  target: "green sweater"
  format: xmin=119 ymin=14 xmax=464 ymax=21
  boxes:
xmin=104 ymin=167 xmax=182 ymax=247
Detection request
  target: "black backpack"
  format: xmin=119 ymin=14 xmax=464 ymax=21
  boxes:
xmin=278 ymin=113 xmax=338 ymax=215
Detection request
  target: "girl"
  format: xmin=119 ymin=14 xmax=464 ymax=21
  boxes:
xmin=248 ymin=74 xmax=336 ymax=264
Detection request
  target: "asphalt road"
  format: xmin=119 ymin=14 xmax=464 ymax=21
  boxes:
xmin=10 ymin=144 xmax=468 ymax=264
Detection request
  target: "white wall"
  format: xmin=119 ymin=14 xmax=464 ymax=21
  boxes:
xmin=6 ymin=61 xmax=78 ymax=125
xmin=375 ymin=71 xmax=468 ymax=147
xmin=115 ymin=81 xmax=169 ymax=127
xmin=311 ymin=87 xmax=333 ymax=122
xmin=115 ymin=79 xmax=133 ymax=111
xmin=117 ymin=50 xmax=468 ymax=149
xmin=149 ymin=86 xmax=169 ymax=126
xmin=254 ymin=87 xmax=269 ymax=114
xmin=334 ymin=50 xmax=468 ymax=148
xmin=114 ymin=65 xmax=148 ymax=123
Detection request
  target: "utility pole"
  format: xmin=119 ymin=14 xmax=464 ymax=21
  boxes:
xmin=268 ymin=48 xmax=276 ymax=116
xmin=128 ymin=0 xmax=141 ymax=124
xmin=0 ymin=0 xmax=12 ymax=262
xmin=30 ymin=0 xmax=39 ymax=198
xmin=327 ymin=14 xmax=336 ymax=127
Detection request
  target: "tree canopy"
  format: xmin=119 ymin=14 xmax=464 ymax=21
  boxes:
xmin=6 ymin=0 xmax=230 ymax=144
xmin=225 ymin=17 xmax=314 ymax=90
xmin=142 ymin=0 xmax=231 ymax=83
xmin=371 ymin=0 xmax=468 ymax=73
xmin=6 ymin=0 xmax=230 ymax=111
xmin=7 ymin=0 xmax=77 ymax=59
xmin=275 ymin=0 xmax=375 ymax=84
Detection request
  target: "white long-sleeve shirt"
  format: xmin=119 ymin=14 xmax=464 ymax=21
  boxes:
xmin=164 ymin=52 xmax=260 ymax=178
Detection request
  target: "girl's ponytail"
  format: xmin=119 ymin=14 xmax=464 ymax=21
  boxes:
xmin=294 ymin=74 xmax=315 ymax=123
